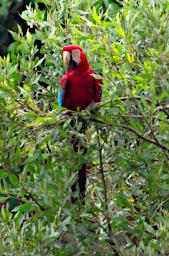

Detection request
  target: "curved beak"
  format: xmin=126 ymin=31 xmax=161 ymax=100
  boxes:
xmin=63 ymin=51 xmax=70 ymax=68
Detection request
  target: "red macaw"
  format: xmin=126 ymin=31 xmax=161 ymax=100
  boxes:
xmin=58 ymin=45 xmax=102 ymax=203
xmin=58 ymin=45 xmax=102 ymax=109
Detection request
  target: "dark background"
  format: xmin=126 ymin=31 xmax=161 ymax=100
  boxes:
xmin=0 ymin=0 xmax=35 ymax=56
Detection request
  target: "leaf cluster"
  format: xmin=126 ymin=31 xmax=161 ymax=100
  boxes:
xmin=0 ymin=0 xmax=169 ymax=255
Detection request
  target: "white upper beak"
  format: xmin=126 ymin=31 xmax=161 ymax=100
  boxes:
xmin=63 ymin=51 xmax=70 ymax=68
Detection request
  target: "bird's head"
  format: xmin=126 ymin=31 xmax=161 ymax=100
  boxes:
xmin=62 ymin=45 xmax=89 ymax=71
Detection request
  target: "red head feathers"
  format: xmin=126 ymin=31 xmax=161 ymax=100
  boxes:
xmin=62 ymin=45 xmax=89 ymax=72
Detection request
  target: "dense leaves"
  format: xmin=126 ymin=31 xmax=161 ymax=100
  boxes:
xmin=0 ymin=0 xmax=35 ymax=55
xmin=0 ymin=0 xmax=169 ymax=255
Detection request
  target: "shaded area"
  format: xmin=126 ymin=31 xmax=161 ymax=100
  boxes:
xmin=0 ymin=0 xmax=35 ymax=56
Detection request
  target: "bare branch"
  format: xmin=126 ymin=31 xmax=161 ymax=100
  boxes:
xmin=121 ymin=124 xmax=169 ymax=154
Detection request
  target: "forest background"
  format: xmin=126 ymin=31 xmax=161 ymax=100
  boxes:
xmin=0 ymin=0 xmax=169 ymax=255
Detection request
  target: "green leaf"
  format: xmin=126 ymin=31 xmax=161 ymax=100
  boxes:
xmin=12 ymin=203 xmax=33 ymax=213
xmin=92 ymin=8 xmax=102 ymax=25
xmin=0 ymin=196 xmax=9 ymax=204
xmin=125 ymin=52 xmax=134 ymax=63
xmin=9 ymin=175 xmax=19 ymax=188
xmin=144 ymin=222 xmax=155 ymax=235
xmin=0 ymin=169 xmax=9 ymax=178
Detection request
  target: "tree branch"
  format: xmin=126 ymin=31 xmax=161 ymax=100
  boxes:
xmin=121 ymin=124 xmax=169 ymax=154
xmin=96 ymin=129 xmax=119 ymax=255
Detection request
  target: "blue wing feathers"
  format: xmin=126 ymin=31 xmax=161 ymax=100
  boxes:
xmin=58 ymin=87 xmax=64 ymax=107
xmin=58 ymin=73 xmax=68 ymax=107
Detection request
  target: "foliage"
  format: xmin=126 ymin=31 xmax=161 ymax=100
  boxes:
xmin=0 ymin=0 xmax=169 ymax=255
xmin=0 ymin=0 xmax=34 ymax=55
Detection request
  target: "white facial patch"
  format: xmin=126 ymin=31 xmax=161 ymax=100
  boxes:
xmin=72 ymin=49 xmax=81 ymax=65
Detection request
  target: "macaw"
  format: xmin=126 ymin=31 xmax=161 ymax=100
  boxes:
xmin=58 ymin=45 xmax=102 ymax=203
xmin=58 ymin=45 xmax=102 ymax=110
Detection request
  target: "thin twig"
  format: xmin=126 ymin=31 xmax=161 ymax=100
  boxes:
xmin=22 ymin=188 xmax=46 ymax=210
xmin=152 ymin=197 xmax=169 ymax=218
xmin=121 ymin=124 xmax=169 ymax=154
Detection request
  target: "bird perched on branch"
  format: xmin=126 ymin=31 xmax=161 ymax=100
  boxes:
xmin=58 ymin=45 xmax=102 ymax=203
